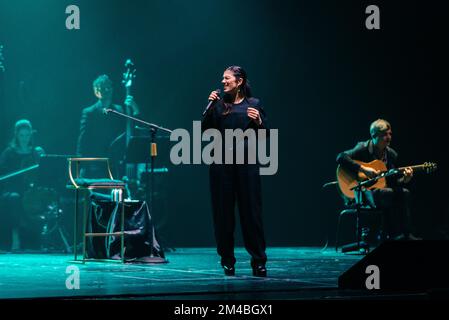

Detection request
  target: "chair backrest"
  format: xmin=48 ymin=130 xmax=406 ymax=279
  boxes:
xmin=67 ymin=157 xmax=114 ymax=188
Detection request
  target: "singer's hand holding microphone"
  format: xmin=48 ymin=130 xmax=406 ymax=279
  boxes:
xmin=208 ymin=90 xmax=221 ymax=102
xmin=203 ymin=89 xmax=221 ymax=116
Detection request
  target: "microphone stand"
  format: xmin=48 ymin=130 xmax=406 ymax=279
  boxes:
xmin=349 ymin=169 xmax=401 ymax=192
xmin=104 ymin=108 xmax=172 ymax=217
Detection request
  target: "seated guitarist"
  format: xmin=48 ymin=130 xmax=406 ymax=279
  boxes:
xmin=336 ymin=119 xmax=420 ymax=241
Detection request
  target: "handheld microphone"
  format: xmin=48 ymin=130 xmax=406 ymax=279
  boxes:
xmin=202 ymin=89 xmax=221 ymax=116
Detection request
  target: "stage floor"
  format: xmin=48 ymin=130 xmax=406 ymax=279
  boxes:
xmin=0 ymin=247 xmax=437 ymax=300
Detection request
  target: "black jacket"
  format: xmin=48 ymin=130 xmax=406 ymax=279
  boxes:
xmin=76 ymin=102 xmax=125 ymax=158
xmin=201 ymin=97 xmax=269 ymax=165
xmin=201 ymin=97 xmax=268 ymax=133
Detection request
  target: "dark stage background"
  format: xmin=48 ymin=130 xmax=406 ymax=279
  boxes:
xmin=0 ymin=0 xmax=447 ymax=247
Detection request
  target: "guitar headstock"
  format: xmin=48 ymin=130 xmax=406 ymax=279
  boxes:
xmin=122 ymin=59 xmax=136 ymax=88
xmin=423 ymin=162 xmax=437 ymax=174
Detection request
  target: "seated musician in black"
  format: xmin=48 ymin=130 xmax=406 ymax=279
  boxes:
xmin=0 ymin=119 xmax=45 ymax=251
xmin=336 ymin=119 xmax=420 ymax=240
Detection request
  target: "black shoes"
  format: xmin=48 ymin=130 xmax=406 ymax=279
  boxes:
xmin=222 ymin=264 xmax=267 ymax=277
xmin=223 ymin=265 xmax=235 ymax=276
xmin=252 ymin=264 xmax=267 ymax=277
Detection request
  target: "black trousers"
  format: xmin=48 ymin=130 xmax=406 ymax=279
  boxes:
xmin=209 ymin=164 xmax=267 ymax=267
xmin=0 ymin=192 xmax=22 ymax=228
xmin=371 ymin=187 xmax=412 ymax=238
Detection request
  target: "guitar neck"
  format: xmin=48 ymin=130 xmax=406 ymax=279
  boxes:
xmin=397 ymin=164 xmax=429 ymax=172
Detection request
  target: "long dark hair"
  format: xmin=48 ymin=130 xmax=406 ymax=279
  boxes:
xmin=223 ymin=66 xmax=252 ymax=115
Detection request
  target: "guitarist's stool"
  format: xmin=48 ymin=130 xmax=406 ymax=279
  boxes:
xmin=335 ymin=203 xmax=384 ymax=254
xmin=66 ymin=158 xmax=126 ymax=264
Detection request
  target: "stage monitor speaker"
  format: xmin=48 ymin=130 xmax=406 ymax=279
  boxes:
xmin=338 ymin=240 xmax=449 ymax=291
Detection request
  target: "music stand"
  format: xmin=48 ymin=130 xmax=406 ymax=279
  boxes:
xmin=36 ymin=154 xmax=73 ymax=190
xmin=103 ymin=108 xmax=172 ymax=222
xmin=125 ymin=133 xmax=170 ymax=203
xmin=35 ymin=154 xmax=73 ymax=253
xmin=125 ymin=134 xmax=171 ymax=163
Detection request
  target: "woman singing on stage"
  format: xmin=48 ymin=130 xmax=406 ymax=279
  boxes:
xmin=202 ymin=66 xmax=268 ymax=277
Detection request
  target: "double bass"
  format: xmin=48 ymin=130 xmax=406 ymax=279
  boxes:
xmin=121 ymin=59 xmax=138 ymax=197
xmin=122 ymin=59 xmax=136 ymax=146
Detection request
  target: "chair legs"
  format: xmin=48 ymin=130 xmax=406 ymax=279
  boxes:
xmin=335 ymin=209 xmax=356 ymax=252
xmin=71 ymin=189 xmax=126 ymax=264
xmin=72 ymin=189 xmax=88 ymax=264
xmin=336 ymin=208 xmax=383 ymax=254
xmin=82 ymin=193 xmax=88 ymax=261
xmin=120 ymin=199 xmax=125 ymax=263
xmin=335 ymin=214 xmax=343 ymax=252
xmin=73 ymin=189 xmax=79 ymax=261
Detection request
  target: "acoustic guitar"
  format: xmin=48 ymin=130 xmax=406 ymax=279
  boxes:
xmin=337 ymin=159 xmax=437 ymax=200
